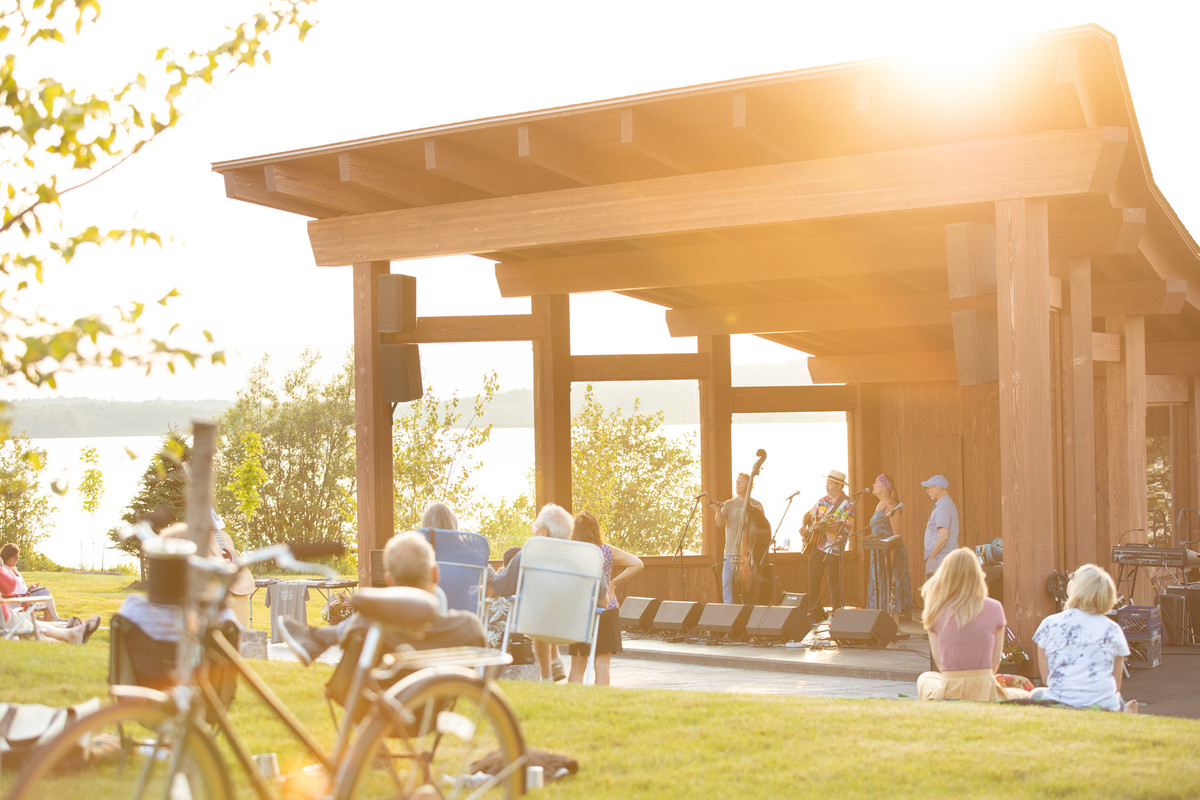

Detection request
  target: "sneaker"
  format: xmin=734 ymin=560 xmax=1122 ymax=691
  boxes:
xmin=280 ymin=617 xmax=328 ymax=666
xmin=551 ymin=655 xmax=566 ymax=682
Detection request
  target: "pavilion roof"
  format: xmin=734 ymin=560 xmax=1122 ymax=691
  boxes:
xmin=213 ymin=25 xmax=1200 ymax=363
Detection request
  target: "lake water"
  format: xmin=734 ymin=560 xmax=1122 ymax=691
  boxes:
xmin=30 ymin=419 xmax=847 ymax=567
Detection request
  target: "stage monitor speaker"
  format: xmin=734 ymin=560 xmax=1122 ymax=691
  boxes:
xmin=696 ymin=603 xmax=752 ymax=640
xmin=381 ymin=343 xmax=423 ymax=403
xmin=618 ymin=597 xmax=661 ymax=632
xmin=1157 ymin=592 xmax=1188 ymax=645
xmin=830 ymin=608 xmax=898 ymax=647
xmin=745 ymin=605 xmax=810 ymax=643
xmin=649 ymin=601 xmax=703 ymax=634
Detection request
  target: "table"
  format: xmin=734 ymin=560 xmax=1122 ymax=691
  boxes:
xmin=248 ymin=578 xmax=359 ymax=628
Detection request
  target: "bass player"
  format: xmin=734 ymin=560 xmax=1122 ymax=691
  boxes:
xmin=800 ymin=469 xmax=856 ymax=622
xmin=713 ymin=472 xmax=765 ymax=604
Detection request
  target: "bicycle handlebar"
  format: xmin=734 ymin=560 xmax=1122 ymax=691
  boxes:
xmin=119 ymin=521 xmax=343 ymax=580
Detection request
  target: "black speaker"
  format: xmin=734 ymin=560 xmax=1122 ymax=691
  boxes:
xmin=830 ymin=608 xmax=898 ymax=647
xmin=381 ymin=343 xmax=423 ymax=403
xmin=745 ymin=605 xmax=810 ymax=643
xmin=696 ymin=603 xmax=752 ymax=640
xmin=370 ymin=549 xmax=388 ymax=587
xmin=618 ymin=597 xmax=661 ymax=632
xmin=780 ymin=592 xmax=806 ymax=608
xmin=648 ymin=601 xmax=703 ymax=634
xmin=1157 ymin=592 xmax=1188 ymax=646
xmin=1164 ymin=585 xmax=1200 ymax=644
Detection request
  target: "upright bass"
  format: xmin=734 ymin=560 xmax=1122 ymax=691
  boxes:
xmin=731 ymin=449 xmax=773 ymax=604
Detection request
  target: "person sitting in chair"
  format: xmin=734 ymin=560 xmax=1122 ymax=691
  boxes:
xmin=280 ymin=532 xmax=484 ymax=666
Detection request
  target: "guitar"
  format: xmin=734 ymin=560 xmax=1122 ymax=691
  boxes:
xmin=800 ymin=499 xmax=853 ymax=556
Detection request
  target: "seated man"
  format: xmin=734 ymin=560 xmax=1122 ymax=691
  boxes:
xmin=281 ymin=532 xmax=484 ymax=666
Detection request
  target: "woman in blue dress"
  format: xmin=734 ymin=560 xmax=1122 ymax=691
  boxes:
xmin=865 ymin=473 xmax=914 ymax=620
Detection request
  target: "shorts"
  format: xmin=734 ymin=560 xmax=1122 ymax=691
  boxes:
xmin=568 ymin=608 xmax=622 ymax=656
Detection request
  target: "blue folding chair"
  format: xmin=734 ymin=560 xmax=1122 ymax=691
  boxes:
xmin=416 ymin=528 xmax=491 ymax=619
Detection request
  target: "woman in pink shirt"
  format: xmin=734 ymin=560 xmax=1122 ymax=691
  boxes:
xmin=917 ymin=547 xmax=1029 ymax=701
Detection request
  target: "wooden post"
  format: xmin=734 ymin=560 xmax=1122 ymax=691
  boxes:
xmin=186 ymin=420 xmax=218 ymax=553
xmin=352 ymin=261 xmax=395 ymax=588
xmin=1104 ymin=314 xmax=1148 ymax=598
xmin=532 ymin=294 xmax=572 ymax=510
xmin=1062 ymin=257 xmax=1098 ymax=568
xmin=698 ymin=335 xmax=732 ymax=568
xmin=994 ymin=198 xmax=1056 ymax=647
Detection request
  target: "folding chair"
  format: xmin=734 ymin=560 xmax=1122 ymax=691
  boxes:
xmin=500 ymin=538 xmax=605 ymax=684
xmin=417 ymin=528 xmax=491 ymax=619
xmin=0 ymin=595 xmax=53 ymax=641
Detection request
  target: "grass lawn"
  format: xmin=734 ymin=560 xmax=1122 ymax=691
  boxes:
xmin=4 ymin=572 xmax=1200 ymax=798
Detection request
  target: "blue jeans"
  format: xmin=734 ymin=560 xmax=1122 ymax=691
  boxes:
xmin=722 ymin=556 xmax=734 ymax=604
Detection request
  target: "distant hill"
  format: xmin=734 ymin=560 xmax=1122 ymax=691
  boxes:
xmin=7 ymin=359 xmax=836 ymax=437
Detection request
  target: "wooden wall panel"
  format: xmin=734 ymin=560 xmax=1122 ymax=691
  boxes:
xmin=617 ymin=555 xmax=812 ymax=605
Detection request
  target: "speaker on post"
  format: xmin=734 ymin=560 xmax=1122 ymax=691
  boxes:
xmin=696 ymin=603 xmax=752 ymax=640
xmin=648 ymin=601 xmax=703 ymax=634
xmin=745 ymin=605 xmax=810 ymax=643
xmin=618 ymin=597 xmax=661 ymax=633
xmin=378 ymin=274 xmax=423 ymax=403
xmin=830 ymin=608 xmax=898 ymax=647
xmin=1157 ymin=592 xmax=1188 ymax=645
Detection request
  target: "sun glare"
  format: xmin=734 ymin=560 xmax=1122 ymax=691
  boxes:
xmin=888 ymin=23 xmax=1028 ymax=95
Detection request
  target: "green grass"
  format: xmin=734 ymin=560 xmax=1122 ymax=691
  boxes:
xmin=4 ymin=573 xmax=1200 ymax=798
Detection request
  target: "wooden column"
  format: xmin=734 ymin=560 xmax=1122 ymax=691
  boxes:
xmin=1187 ymin=377 xmax=1200 ymax=543
xmin=352 ymin=261 xmax=395 ymax=587
xmin=1169 ymin=402 xmax=1192 ymax=543
xmin=1061 ymin=258 xmax=1098 ymax=568
xmin=1104 ymin=315 xmax=1148 ymax=562
xmin=532 ymin=294 xmax=572 ymax=509
xmin=995 ymin=199 xmax=1056 ymax=646
xmin=698 ymin=335 xmax=732 ymax=561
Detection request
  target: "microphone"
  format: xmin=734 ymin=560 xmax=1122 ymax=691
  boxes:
xmin=694 ymin=491 xmax=708 ymax=500
xmin=886 ymin=502 xmax=905 ymax=517
xmin=854 ymin=487 xmax=872 ymax=495
xmin=785 ymin=490 xmax=802 ymax=500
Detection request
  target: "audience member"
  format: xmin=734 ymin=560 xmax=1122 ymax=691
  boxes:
xmin=419 ymin=501 xmax=459 ymax=530
xmin=487 ymin=503 xmax=578 ymax=682
xmin=1 ymin=543 xmax=65 ymax=622
xmin=1031 ymin=564 xmax=1136 ymax=712
xmin=568 ymin=511 xmax=643 ymax=685
xmin=0 ymin=552 xmax=98 ymax=644
xmin=281 ymin=532 xmax=484 ymax=666
xmin=916 ymin=548 xmax=1029 ymax=701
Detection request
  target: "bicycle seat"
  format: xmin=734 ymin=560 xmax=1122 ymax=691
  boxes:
xmin=350 ymin=587 xmax=439 ymax=627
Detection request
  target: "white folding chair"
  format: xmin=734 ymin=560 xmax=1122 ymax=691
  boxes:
xmin=0 ymin=595 xmax=53 ymax=641
xmin=500 ymin=538 xmax=605 ymax=684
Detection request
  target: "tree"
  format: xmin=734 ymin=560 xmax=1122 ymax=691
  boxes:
xmin=1 ymin=0 xmax=315 ymax=393
xmin=213 ymin=352 xmax=356 ymax=550
xmin=78 ymin=445 xmax=104 ymax=568
xmin=109 ymin=431 xmax=190 ymax=581
xmin=227 ymin=430 xmax=269 ymax=532
xmin=569 ymin=385 xmax=701 ymax=554
xmin=0 ymin=431 xmax=55 ymax=564
xmin=392 ymin=373 xmax=498 ymax=532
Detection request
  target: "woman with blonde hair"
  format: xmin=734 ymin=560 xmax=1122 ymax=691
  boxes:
xmin=916 ymin=547 xmax=1029 ymax=701
xmin=1032 ymin=564 xmax=1135 ymax=712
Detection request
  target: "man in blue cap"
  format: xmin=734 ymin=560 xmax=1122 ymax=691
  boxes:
xmin=921 ymin=474 xmax=959 ymax=578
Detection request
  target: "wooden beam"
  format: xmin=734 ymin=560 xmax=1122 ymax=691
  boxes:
xmin=351 ymin=262 xmax=395 ymax=588
xmin=1092 ymin=332 xmax=1121 ymax=363
xmin=1063 ymin=257 xmax=1098 ymax=569
xmin=424 ymin=138 xmax=544 ymax=196
xmin=731 ymin=91 xmax=799 ymax=161
xmin=338 ymin=152 xmax=482 ymax=205
xmin=1104 ymin=315 xmax=1148 ymax=598
xmin=569 ymin=353 xmax=708 ymax=382
xmin=698 ymin=336 xmax=733 ymax=560
xmin=730 ymin=385 xmax=858 ymax=414
xmin=666 ymin=294 xmax=957 ymax=337
xmin=995 ymin=197 xmax=1056 ymax=647
xmin=495 ymin=224 xmax=948 ymax=297
xmin=223 ymin=169 xmax=337 ymax=218
xmin=264 ymin=164 xmax=395 ymax=214
xmin=620 ymin=107 xmax=707 ymax=173
xmin=1092 ymin=280 xmax=1187 ymax=317
xmin=516 ymin=123 xmax=605 ymax=185
xmin=807 ymin=351 xmax=958 ymax=384
xmin=1052 ymin=207 xmax=1146 ymax=255
xmin=380 ymin=314 xmax=546 ymax=344
xmin=532 ymin=295 xmax=572 ymax=509
xmin=1147 ymin=374 xmax=1189 ymax=405
xmin=1146 ymin=341 xmax=1200 ymax=374
xmin=309 ymin=127 xmax=1129 ymax=266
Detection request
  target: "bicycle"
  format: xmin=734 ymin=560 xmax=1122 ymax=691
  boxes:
xmin=6 ymin=520 xmax=527 ymax=799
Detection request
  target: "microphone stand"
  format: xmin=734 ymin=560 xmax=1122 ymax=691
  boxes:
xmin=769 ymin=497 xmax=797 ymax=605
xmin=671 ymin=495 xmax=704 ymax=601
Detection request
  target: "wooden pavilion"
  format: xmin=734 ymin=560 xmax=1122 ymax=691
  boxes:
xmin=213 ymin=26 xmax=1200 ymax=645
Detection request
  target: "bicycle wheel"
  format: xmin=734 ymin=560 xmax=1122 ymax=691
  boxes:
xmin=7 ymin=701 xmax=231 ymax=800
xmin=343 ymin=667 xmax=526 ymax=800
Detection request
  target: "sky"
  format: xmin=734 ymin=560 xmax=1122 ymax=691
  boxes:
xmin=13 ymin=0 xmax=1200 ymax=402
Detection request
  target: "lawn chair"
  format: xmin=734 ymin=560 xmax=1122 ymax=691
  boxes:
xmin=500 ymin=537 xmax=605 ymax=684
xmin=0 ymin=595 xmax=54 ymax=641
xmin=417 ymin=528 xmax=491 ymax=619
